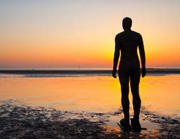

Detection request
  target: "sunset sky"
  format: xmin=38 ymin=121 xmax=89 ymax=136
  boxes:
xmin=0 ymin=0 xmax=180 ymax=69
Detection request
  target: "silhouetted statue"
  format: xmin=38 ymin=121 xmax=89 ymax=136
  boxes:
xmin=112 ymin=17 xmax=146 ymax=132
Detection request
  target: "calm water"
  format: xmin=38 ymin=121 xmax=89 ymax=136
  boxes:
xmin=0 ymin=74 xmax=179 ymax=117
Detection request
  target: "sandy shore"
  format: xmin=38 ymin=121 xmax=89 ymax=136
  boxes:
xmin=0 ymin=100 xmax=179 ymax=139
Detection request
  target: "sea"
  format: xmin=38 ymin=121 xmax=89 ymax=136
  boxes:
xmin=0 ymin=69 xmax=179 ymax=118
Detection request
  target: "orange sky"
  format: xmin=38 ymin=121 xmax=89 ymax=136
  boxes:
xmin=0 ymin=0 xmax=180 ymax=68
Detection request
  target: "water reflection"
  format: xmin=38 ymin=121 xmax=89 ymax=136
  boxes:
xmin=0 ymin=75 xmax=179 ymax=116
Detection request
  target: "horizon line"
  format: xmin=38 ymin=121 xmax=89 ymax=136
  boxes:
xmin=0 ymin=68 xmax=180 ymax=75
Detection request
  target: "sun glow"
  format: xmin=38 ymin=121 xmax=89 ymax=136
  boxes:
xmin=0 ymin=0 xmax=180 ymax=68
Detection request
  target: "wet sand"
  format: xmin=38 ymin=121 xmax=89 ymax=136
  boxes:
xmin=0 ymin=100 xmax=179 ymax=139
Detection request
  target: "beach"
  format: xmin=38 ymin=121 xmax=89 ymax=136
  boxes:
xmin=0 ymin=73 xmax=180 ymax=138
xmin=1 ymin=0 xmax=180 ymax=138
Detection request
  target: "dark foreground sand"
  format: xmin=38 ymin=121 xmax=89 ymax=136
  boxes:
xmin=0 ymin=100 xmax=179 ymax=139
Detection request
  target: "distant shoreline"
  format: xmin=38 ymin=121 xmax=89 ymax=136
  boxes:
xmin=0 ymin=68 xmax=180 ymax=75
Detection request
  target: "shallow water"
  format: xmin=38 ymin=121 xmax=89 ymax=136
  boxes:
xmin=0 ymin=74 xmax=179 ymax=117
